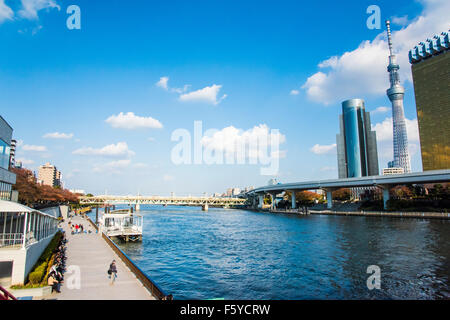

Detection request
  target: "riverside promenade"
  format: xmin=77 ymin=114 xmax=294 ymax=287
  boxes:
xmin=42 ymin=215 xmax=155 ymax=300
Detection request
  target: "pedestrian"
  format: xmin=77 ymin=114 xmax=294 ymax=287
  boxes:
xmin=108 ymin=260 xmax=118 ymax=284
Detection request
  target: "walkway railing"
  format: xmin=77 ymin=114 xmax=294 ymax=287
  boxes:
xmin=0 ymin=233 xmax=23 ymax=248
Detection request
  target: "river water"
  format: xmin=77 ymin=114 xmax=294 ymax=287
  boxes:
xmin=90 ymin=206 xmax=450 ymax=299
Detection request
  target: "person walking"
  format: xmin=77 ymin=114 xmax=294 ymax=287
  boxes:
xmin=108 ymin=260 xmax=118 ymax=284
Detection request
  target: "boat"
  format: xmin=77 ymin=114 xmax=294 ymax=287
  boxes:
xmin=99 ymin=209 xmax=143 ymax=242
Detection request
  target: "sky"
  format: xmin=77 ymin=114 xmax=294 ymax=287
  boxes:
xmin=0 ymin=0 xmax=449 ymax=195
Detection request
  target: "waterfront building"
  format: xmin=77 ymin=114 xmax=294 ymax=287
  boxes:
xmin=382 ymin=167 xmax=405 ymax=176
xmin=409 ymin=30 xmax=450 ymax=171
xmin=0 ymin=116 xmax=16 ymax=201
xmin=0 ymin=200 xmax=59 ymax=286
xmin=385 ymin=20 xmax=411 ymax=173
xmin=336 ymin=99 xmax=379 ymax=178
xmin=37 ymin=162 xmax=62 ymax=187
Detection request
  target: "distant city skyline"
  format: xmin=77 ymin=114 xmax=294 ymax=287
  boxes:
xmin=1 ymin=0 xmax=449 ymax=195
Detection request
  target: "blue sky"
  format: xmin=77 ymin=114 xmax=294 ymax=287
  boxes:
xmin=1 ymin=0 xmax=449 ymax=195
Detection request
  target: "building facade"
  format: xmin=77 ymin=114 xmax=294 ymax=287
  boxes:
xmin=382 ymin=167 xmax=405 ymax=176
xmin=337 ymin=99 xmax=379 ymax=178
xmin=409 ymin=30 xmax=449 ymax=171
xmin=37 ymin=162 xmax=62 ymax=187
xmin=0 ymin=116 xmax=16 ymax=201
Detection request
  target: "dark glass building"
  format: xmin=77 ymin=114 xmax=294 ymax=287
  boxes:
xmin=409 ymin=31 xmax=449 ymax=171
xmin=337 ymin=99 xmax=379 ymax=178
xmin=0 ymin=115 xmax=16 ymax=201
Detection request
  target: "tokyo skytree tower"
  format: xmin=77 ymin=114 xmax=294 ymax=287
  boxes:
xmin=385 ymin=20 xmax=411 ymax=173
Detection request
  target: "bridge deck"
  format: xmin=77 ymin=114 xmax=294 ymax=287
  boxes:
xmin=41 ymin=215 xmax=155 ymax=300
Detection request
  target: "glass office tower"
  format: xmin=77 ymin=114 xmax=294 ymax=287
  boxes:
xmin=337 ymin=99 xmax=379 ymax=178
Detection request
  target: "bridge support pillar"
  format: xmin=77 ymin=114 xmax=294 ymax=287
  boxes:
xmin=290 ymin=191 xmax=296 ymax=209
xmin=326 ymin=190 xmax=333 ymax=209
xmin=258 ymin=194 xmax=264 ymax=209
xmin=136 ymin=203 xmax=141 ymax=211
xmin=202 ymin=204 xmax=209 ymax=211
xmin=382 ymin=186 xmax=390 ymax=210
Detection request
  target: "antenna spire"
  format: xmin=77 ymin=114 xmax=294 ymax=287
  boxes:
xmin=386 ymin=20 xmax=394 ymax=56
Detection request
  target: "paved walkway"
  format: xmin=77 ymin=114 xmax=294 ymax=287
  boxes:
xmin=42 ymin=215 xmax=155 ymax=300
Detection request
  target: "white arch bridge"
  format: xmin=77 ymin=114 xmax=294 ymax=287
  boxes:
xmin=79 ymin=195 xmax=248 ymax=211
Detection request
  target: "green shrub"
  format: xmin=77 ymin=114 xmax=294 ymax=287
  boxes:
xmin=25 ymin=231 xmax=63 ymax=286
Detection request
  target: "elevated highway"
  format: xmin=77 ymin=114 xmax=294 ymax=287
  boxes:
xmin=247 ymin=170 xmax=450 ymax=210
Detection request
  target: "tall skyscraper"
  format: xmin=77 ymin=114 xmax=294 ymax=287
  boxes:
xmin=385 ymin=20 xmax=411 ymax=173
xmin=337 ymin=99 xmax=379 ymax=178
xmin=409 ymin=30 xmax=449 ymax=171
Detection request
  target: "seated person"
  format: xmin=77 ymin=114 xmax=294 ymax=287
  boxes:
xmin=48 ymin=272 xmax=61 ymax=293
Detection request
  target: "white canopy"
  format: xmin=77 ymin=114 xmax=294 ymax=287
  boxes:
xmin=0 ymin=200 xmax=55 ymax=218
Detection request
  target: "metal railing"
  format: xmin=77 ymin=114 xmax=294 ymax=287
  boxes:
xmin=0 ymin=233 xmax=24 ymax=248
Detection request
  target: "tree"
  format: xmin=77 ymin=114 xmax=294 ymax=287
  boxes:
xmin=295 ymin=191 xmax=321 ymax=206
xmin=332 ymin=188 xmax=351 ymax=201
xmin=11 ymin=167 xmax=79 ymax=206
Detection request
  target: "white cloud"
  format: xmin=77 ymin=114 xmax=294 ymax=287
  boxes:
xmin=391 ymin=15 xmax=409 ymax=26
xmin=147 ymin=137 xmax=155 ymax=142
xmin=310 ymin=143 xmax=337 ymax=155
xmin=156 ymin=76 xmax=190 ymax=93
xmin=156 ymin=76 xmax=169 ymax=90
xmin=372 ymin=117 xmax=419 ymax=142
xmin=0 ymin=0 xmax=13 ymax=23
xmin=93 ymin=159 xmax=131 ymax=173
xmin=43 ymin=132 xmax=74 ymax=139
xmin=19 ymin=0 xmax=60 ymax=20
xmin=201 ymin=124 xmax=286 ymax=160
xmin=105 ymin=112 xmax=163 ymax=130
xmin=73 ymin=142 xmax=135 ymax=158
xmin=302 ymin=0 xmax=450 ymax=105
xmin=371 ymin=106 xmax=390 ymax=114
xmin=290 ymin=89 xmax=300 ymax=96
xmin=22 ymin=144 xmax=47 ymax=152
xmin=179 ymin=84 xmax=227 ymax=105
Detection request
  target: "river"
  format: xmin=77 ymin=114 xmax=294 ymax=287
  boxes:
xmin=90 ymin=205 xmax=450 ymax=299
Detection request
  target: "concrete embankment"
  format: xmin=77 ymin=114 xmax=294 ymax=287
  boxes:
xmin=246 ymin=208 xmax=450 ymax=220
xmin=309 ymin=210 xmax=450 ymax=219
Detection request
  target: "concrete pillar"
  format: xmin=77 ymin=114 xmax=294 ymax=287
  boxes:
xmin=202 ymin=203 xmax=209 ymax=211
xmin=326 ymin=190 xmax=333 ymax=209
xmin=136 ymin=203 xmax=141 ymax=211
xmin=291 ymin=191 xmax=296 ymax=209
xmin=382 ymin=187 xmax=390 ymax=210
xmin=270 ymin=193 xmax=275 ymax=210
xmin=258 ymin=194 xmax=264 ymax=209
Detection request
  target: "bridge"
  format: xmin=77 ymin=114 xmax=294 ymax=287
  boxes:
xmin=79 ymin=195 xmax=247 ymax=211
xmin=246 ymin=169 xmax=450 ymax=210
